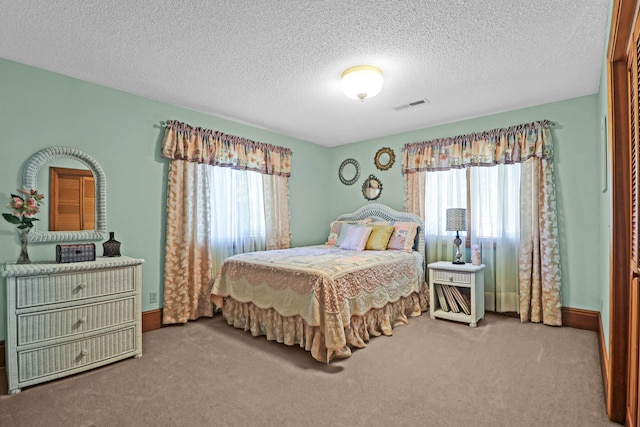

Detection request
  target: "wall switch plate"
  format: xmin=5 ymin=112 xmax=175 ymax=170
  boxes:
xmin=150 ymin=292 xmax=158 ymax=304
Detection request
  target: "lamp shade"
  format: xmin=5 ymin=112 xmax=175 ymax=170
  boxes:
xmin=341 ymin=65 xmax=383 ymax=101
xmin=446 ymin=208 xmax=467 ymax=231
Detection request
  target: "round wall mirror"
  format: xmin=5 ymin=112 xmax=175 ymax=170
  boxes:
xmin=362 ymin=174 xmax=383 ymax=201
xmin=338 ymin=158 xmax=360 ymax=185
xmin=374 ymin=147 xmax=395 ymax=171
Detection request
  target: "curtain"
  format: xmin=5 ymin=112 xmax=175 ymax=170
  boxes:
xmin=161 ymin=120 xmax=292 ymax=324
xmin=209 ymin=166 xmax=266 ymax=274
xmin=263 ymin=173 xmax=292 ymax=250
xmin=423 ymin=169 xmax=467 ymax=265
xmin=403 ymin=120 xmax=561 ymax=326
xmin=519 ymin=158 xmax=562 ymax=324
xmin=469 ymin=164 xmax=521 ymax=313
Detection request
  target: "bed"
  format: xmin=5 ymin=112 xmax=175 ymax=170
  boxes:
xmin=210 ymin=203 xmax=428 ymax=363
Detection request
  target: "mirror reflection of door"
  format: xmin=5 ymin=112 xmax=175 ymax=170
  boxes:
xmin=49 ymin=167 xmax=95 ymax=231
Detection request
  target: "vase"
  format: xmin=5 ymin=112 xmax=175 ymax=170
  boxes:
xmin=103 ymin=231 xmax=121 ymax=257
xmin=17 ymin=228 xmax=31 ymax=264
xmin=471 ymin=244 xmax=481 ymax=266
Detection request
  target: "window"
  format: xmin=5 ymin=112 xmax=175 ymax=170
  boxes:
xmin=424 ymin=163 xmax=521 ymax=312
xmin=208 ymin=166 xmax=266 ymax=255
xmin=424 ymin=164 xmax=520 ymax=243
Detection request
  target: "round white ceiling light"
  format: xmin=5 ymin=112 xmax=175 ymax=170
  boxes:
xmin=341 ymin=65 xmax=384 ymax=101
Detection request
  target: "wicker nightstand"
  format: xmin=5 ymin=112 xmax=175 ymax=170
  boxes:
xmin=428 ymin=261 xmax=485 ymax=327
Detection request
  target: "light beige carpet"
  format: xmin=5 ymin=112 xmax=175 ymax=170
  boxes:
xmin=0 ymin=313 xmax=618 ymax=426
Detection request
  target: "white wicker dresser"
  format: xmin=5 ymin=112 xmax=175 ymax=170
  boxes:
xmin=2 ymin=256 xmax=144 ymax=394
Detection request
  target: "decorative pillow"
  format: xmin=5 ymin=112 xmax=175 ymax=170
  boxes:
xmin=365 ymin=225 xmax=395 ymax=250
xmin=387 ymin=221 xmax=419 ymax=252
xmin=340 ymin=226 xmax=373 ymax=251
xmin=326 ymin=219 xmax=371 ymax=245
xmin=336 ymin=223 xmax=356 ymax=247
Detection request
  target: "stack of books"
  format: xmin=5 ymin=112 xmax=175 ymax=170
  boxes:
xmin=434 ymin=284 xmax=471 ymax=315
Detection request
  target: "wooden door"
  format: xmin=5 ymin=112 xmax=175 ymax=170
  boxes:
xmin=629 ymin=13 xmax=640 ymax=426
xmin=608 ymin=0 xmax=640 ymax=423
xmin=49 ymin=167 xmax=95 ymax=231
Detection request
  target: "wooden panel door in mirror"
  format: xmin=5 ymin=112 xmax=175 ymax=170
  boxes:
xmin=49 ymin=167 xmax=95 ymax=231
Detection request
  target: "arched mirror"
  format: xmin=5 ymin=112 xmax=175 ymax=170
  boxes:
xmin=362 ymin=174 xmax=383 ymax=201
xmin=338 ymin=158 xmax=360 ymax=185
xmin=374 ymin=147 xmax=395 ymax=171
xmin=23 ymin=147 xmax=107 ymax=243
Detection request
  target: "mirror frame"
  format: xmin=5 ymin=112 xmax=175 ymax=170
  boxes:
xmin=374 ymin=147 xmax=395 ymax=171
xmin=338 ymin=158 xmax=360 ymax=185
xmin=362 ymin=174 xmax=383 ymax=201
xmin=23 ymin=146 xmax=107 ymax=243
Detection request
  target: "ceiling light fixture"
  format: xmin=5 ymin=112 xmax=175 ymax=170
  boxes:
xmin=341 ymin=65 xmax=384 ymax=101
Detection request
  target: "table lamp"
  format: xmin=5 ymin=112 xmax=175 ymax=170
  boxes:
xmin=446 ymin=208 xmax=467 ymax=264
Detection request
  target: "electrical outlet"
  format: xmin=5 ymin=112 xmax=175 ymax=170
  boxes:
xmin=150 ymin=292 xmax=158 ymax=304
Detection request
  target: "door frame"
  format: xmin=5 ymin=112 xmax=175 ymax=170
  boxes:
xmin=608 ymin=0 xmax=639 ymax=423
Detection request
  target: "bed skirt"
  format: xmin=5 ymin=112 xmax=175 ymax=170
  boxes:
xmin=219 ymin=288 xmax=428 ymax=363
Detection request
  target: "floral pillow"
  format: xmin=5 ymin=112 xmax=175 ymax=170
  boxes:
xmin=326 ymin=219 xmax=371 ymax=245
xmin=365 ymin=225 xmax=395 ymax=250
xmin=339 ymin=226 xmax=373 ymax=251
xmin=387 ymin=221 xmax=419 ymax=252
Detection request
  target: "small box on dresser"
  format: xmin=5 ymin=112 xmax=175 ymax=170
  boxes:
xmin=428 ymin=261 xmax=485 ymax=327
xmin=2 ymin=256 xmax=144 ymax=394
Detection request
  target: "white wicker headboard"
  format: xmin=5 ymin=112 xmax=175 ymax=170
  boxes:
xmin=336 ymin=203 xmax=425 ymax=259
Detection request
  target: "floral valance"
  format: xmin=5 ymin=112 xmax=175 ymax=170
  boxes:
xmin=161 ymin=120 xmax=292 ymax=177
xmin=402 ymin=120 xmax=553 ymax=173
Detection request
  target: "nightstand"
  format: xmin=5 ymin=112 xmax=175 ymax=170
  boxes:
xmin=428 ymin=261 xmax=485 ymax=327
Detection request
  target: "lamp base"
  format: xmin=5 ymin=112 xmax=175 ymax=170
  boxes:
xmin=452 ymin=233 xmax=465 ymax=265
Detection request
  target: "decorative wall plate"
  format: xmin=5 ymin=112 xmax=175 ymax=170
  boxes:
xmin=374 ymin=147 xmax=395 ymax=171
xmin=338 ymin=158 xmax=360 ymax=185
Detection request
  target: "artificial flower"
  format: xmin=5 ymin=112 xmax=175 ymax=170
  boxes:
xmin=3 ymin=188 xmax=45 ymax=230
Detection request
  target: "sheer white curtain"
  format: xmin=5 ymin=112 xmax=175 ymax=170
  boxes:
xmin=469 ymin=164 xmax=520 ymax=312
xmin=424 ymin=164 xmax=521 ymax=312
xmin=209 ymin=166 xmax=266 ymax=273
xmin=424 ymin=168 xmax=467 ymax=265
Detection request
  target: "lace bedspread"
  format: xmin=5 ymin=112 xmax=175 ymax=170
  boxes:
xmin=211 ymin=245 xmax=426 ymax=361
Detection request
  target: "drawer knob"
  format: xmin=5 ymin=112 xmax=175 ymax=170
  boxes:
xmin=449 ymin=276 xmax=454 ymax=282
xmin=78 ymin=283 xmax=87 ymax=290
xmin=78 ymin=317 xmax=87 ymax=324
xmin=80 ymin=349 xmax=89 ymax=357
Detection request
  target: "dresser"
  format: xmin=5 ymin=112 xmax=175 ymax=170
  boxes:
xmin=2 ymin=256 xmax=144 ymax=394
xmin=428 ymin=261 xmax=485 ymax=327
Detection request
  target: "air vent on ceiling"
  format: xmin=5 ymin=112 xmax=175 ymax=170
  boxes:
xmin=394 ymin=98 xmax=430 ymax=111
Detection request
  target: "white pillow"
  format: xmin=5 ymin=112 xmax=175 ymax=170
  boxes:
xmin=336 ymin=223 xmax=356 ymax=247
xmin=339 ymin=226 xmax=373 ymax=251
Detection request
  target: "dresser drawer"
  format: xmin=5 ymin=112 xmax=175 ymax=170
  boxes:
xmin=16 ymin=267 xmax=135 ymax=308
xmin=18 ymin=296 xmax=136 ymax=346
xmin=17 ymin=326 xmax=137 ymax=383
xmin=431 ymin=269 xmax=471 ymax=285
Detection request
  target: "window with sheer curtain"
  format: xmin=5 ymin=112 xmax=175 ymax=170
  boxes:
xmin=160 ymin=119 xmax=292 ymax=324
xmin=209 ymin=166 xmax=266 ymax=272
xmin=425 ymin=163 xmax=521 ymax=312
xmin=404 ymin=120 xmax=561 ymax=325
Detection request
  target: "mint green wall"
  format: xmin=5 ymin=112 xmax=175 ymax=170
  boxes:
xmin=0 ymin=57 xmax=604 ymax=342
xmin=598 ymin=2 xmax=613 ymax=356
xmin=0 ymin=58 xmax=332 ymax=341
xmin=329 ymin=95 xmax=602 ymax=312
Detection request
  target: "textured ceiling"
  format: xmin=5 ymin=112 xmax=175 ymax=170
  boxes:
xmin=0 ymin=1 xmax=610 ymax=147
